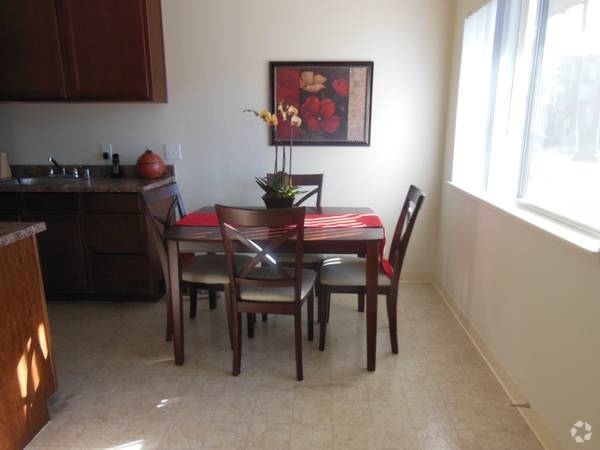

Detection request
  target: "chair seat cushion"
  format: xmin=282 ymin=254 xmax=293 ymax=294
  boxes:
xmin=319 ymin=256 xmax=391 ymax=287
xmin=239 ymin=267 xmax=317 ymax=302
xmin=182 ymin=253 xmax=252 ymax=285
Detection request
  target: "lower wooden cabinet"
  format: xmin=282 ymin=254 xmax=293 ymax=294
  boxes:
xmin=91 ymin=254 xmax=153 ymax=296
xmin=82 ymin=193 xmax=162 ymax=300
xmin=21 ymin=213 xmax=88 ymax=291
xmin=84 ymin=214 xmax=146 ymax=253
xmin=0 ymin=193 xmax=20 ymax=220
xmin=1 ymin=192 xmax=163 ymax=301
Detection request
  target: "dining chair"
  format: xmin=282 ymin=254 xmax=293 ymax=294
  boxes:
xmin=215 ymin=205 xmax=316 ymax=380
xmin=318 ymin=185 xmax=426 ymax=353
xmin=262 ymin=173 xmax=325 ymax=321
xmin=142 ymin=183 xmax=251 ymax=341
xmin=266 ymin=173 xmax=325 ymax=264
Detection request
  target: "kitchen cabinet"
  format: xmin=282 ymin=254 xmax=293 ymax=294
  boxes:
xmin=82 ymin=193 xmax=162 ymax=299
xmin=0 ymin=192 xmax=163 ymax=301
xmin=21 ymin=193 xmax=88 ymax=292
xmin=0 ymin=0 xmax=167 ymax=102
xmin=0 ymin=0 xmax=67 ymax=100
xmin=0 ymin=193 xmax=20 ymax=220
xmin=23 ymin=213 xmax=88 ymax=291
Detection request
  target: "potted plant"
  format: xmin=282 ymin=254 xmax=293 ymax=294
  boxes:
xmin=255 ymin=173 xmax=299 ymax=208
xmin=244 ymin=104 xmax=302 ymax=207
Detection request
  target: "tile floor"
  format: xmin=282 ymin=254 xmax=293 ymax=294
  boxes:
xmin=27 ymin=284 xmax=543 ymax=449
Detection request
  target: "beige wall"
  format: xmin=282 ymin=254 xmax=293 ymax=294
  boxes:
xmin=0 ymin=0 xmax=454 ymax=276
xmin=438 ymin=1 xmax=600 ymax=449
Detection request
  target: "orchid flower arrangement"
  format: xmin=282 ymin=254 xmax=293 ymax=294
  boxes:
xmin=244 ymin=102 xmax=302 ymax=198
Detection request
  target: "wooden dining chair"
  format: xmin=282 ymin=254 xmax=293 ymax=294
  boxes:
xmin=266 ymin=173 xmax=325 ymax=265
xmin=215 ymin=205 xmax=316 ymax=380
xmin=264 ymin=173 xmax=325 ymax=320
xmin=318 ymin=185 xmax=426 ymax=353
xmin=142 ymin=183 xmax=251 ymax=341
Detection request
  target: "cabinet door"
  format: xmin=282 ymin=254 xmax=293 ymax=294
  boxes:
xmin=60 ymin=0 xmax=166 ymax=101
xmin=91 ymin=254 xmax=152 ymax=294
xmin=22 ymin=213 xmax=88 ymax=291
xmin=0 ymin=193 xmax=21 ymax=220
xmin=84 ymin=214 xmax=146 ymax=254
xmin=82 ymin=192 xmax=161 ymax=299
xmin=0 ymin=0 xmax=67 ymax=100
xmin=21 ymin=193 xmax=87 ymax=292
xmin=83 ymin=193 xmax=146 ymax=253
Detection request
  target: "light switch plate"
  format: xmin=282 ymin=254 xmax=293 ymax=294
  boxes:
xmin=164 ymin=144 xmax=182 ymax=160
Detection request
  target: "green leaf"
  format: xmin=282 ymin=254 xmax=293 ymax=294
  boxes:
xmin=255 ymin=176 xmax=299 ymax=198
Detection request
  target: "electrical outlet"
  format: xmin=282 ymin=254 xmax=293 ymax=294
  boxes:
xmin=100 ymin=143 xmax=112 ymax=160
xmin=164 ymin=143 xmax=182 ymax=160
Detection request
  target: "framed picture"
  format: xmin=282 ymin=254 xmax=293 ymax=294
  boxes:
xmin=270 ymin=61 xmax=373 ymax=146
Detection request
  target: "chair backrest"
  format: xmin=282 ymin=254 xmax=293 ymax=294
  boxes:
xmin=141 ymin=183 xmax=186 ymax=289
xmin=267 ymin=173 xmax=323 ymax=207
xmin=388 ymin=185 xmax=426 ymax=281
xmin=215 ymin=205 xmax=306 ymax=302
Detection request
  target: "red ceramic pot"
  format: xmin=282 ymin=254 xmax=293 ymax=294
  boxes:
xmin=136 ymin=149 xmax=165 ymax=179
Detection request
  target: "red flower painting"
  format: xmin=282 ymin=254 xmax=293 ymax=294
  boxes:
xmin=332 ymin=79 xmax=349 ymax=97
xmin=302 ymin=97 xmax=341 ymax=133
xmin=271 ymin=62 xmax=373 ymax=145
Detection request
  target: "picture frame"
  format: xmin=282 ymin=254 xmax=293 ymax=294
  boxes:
xmin=269 ymin=61 xmax=373 ymax=146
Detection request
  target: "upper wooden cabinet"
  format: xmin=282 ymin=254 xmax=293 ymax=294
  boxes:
xmin=0 ymin=0 xmax=167 ymax=102
xmin=0 ymin=0 xmax=67 ymax=100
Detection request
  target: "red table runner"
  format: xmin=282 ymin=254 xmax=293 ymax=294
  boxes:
xmin=176 ymin=212 xmax=383 ymax=228
xmin=175 ymin=211 xmax=392 ymax=277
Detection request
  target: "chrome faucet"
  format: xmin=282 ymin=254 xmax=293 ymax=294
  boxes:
xmin=48 ymin=156 xmax=65 ymax=176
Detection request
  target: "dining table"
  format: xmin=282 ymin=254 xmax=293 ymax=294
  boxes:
xmin=164 ymin=206 xmax=386 ymax=371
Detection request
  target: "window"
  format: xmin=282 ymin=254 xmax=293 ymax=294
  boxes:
xmin=453 ymin=0 xmax=600 ymax=235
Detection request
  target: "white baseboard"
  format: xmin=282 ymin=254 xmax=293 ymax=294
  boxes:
xmin=432 ymin=279 xmax=564 ymax=450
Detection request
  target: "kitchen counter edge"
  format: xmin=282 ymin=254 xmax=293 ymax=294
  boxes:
xmin=0 ymin=222 xmax=47 ymax=248
xmin=0 ymin=175 xmax=176 ymax=193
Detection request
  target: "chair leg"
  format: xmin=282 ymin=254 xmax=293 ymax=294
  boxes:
xmin=315 ymin=280 xmax=322 ymax=321
xmin=224 ymin=287 xmax=233 ymax=349
xmin=232 ymin=311 xmax=242 ymax=376
xmin=209 ymin=289 xmax=217 ymax=309
xmin=325 ymin=290 xmax=331 ymax=323
xmin=165 ymin=295 xmax=173 ymax=342
xmin=294 ymin=310 xmax=303 ymax=381
xmin=189 ymin=287 xmax=198 ymax=319
xmin=357 ymin=293 xmax=365 ymax=312
xmin=247 ymin=313 xmax=255 ymax=338
xmin=386 ymin=293 xmax=399 ymax=354
xmin=318 ymin=290 xmax=329 ymax=351
xmin=307 ymin=291 xmax=314 ymax=341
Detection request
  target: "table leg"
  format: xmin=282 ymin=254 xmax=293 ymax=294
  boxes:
xmin=167 ymin=239 xmax=184 ymax=365
xmin=366 ymin=241 xmax=378 ymax=371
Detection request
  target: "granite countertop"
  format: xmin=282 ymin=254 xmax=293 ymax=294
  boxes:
xmin=0 ymin=165 xmax=176 ymax=193
xmin=0 ymin=222 xmax=46 ymax=248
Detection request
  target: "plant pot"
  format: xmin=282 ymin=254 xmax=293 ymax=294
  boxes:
xmin=262 ymin=195 xmax=295 ymax=209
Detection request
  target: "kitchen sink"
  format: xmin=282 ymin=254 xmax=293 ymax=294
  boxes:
xmin=0 ymin=177 xmax=84 ymax=186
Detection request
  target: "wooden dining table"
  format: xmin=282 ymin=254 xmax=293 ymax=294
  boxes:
xmin=164 ymin=206 xmax=385 ymax=371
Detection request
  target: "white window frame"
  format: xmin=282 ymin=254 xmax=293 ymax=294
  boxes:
xmin=452 ymin=0 xmax=600 ymax=254
xmin=516 ymin=0 xmax=600 ymax=238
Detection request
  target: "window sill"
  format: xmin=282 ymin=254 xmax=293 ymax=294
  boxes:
xmin=447 ymin=181 xmax=600 ymax=263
